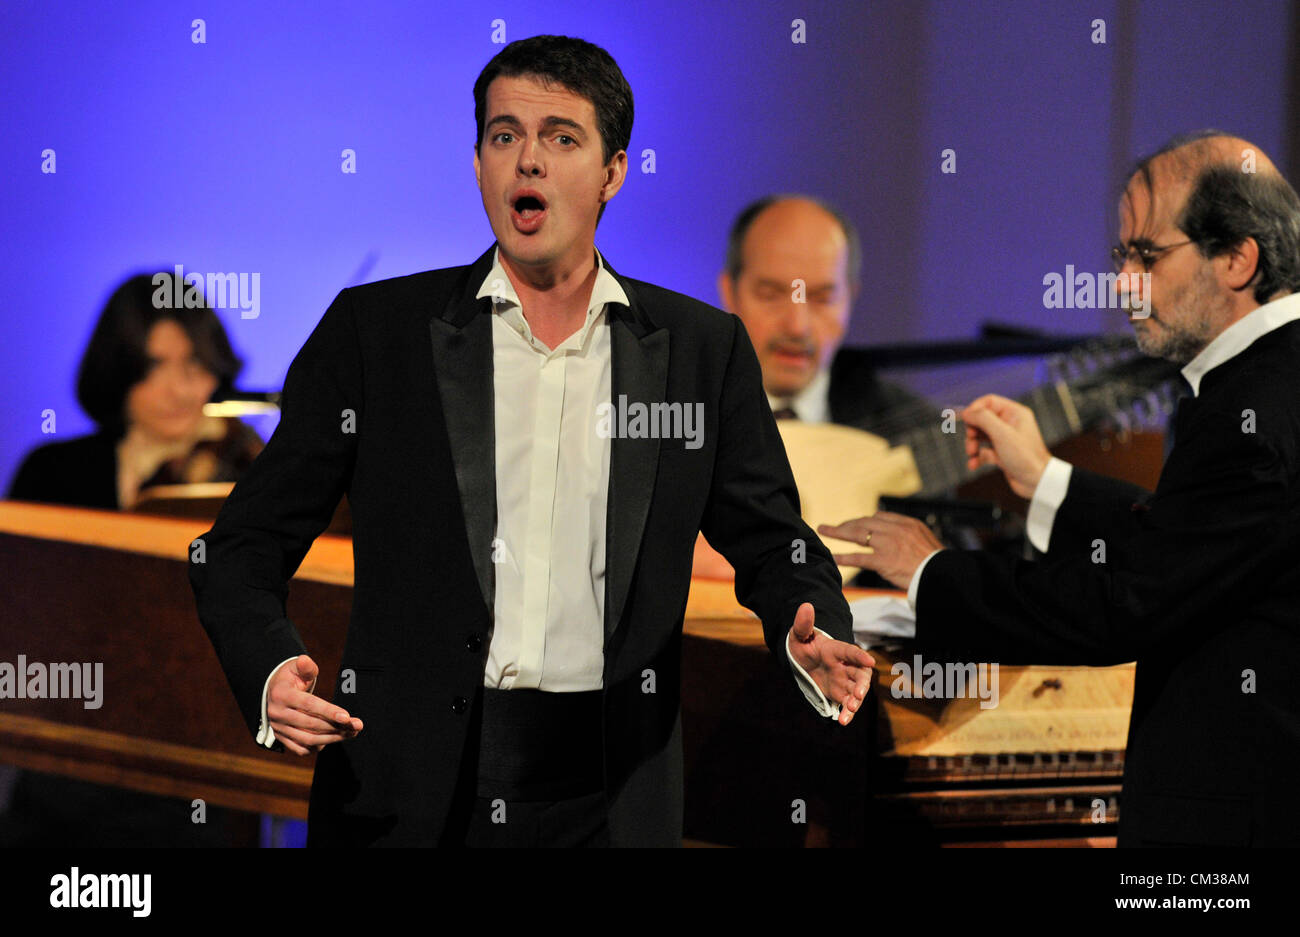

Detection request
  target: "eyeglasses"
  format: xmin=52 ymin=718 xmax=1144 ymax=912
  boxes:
xmin=1109 ymin=239 xmax=1194 ymax=273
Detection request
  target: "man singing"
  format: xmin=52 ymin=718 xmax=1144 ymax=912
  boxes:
xmin=190 ymin=34 xmax=873 ymax=847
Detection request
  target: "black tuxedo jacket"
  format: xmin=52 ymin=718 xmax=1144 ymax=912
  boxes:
xmin=915 ymin=319 xmax=1300 ymax=846
xmin=189 ymin=244 xmax=853 ymax=846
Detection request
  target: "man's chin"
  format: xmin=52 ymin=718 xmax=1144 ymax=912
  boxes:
xmin=766 ymin=376 xmax=813 ymax=399
xmin=497 ymin=242 xmax=558 ymax=278
xmin=498 ymin=230 xmax=543 ymax=254
xmin=1133 ymin=326 xmax=1198 ymax=365
xmin=1133 ymin=330 xmax=1162 ymax=358
xmin=1131 ymin=316 xmax=1158 ymax=346
xmin=498 ymin=230 xmax=584 ymax=271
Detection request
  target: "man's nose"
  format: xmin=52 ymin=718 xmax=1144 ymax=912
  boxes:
xmin=517 ymin=137 xmax=544 ymax=176
xmin=1117 ymin=267 xmax=1149 ymax=307
xmin=779 ymin=300 xmax=813 ymax=335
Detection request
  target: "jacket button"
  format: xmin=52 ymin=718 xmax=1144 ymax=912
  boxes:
xmin=451 ymin=696 xmax=468 ymax=714
xmin=465 ymin=634 xmax=482 ymax=652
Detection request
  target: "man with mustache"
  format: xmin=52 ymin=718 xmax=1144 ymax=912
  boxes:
xmin=718 ymin=195 xmax=921 ymax=432
xmin=824 ymin=131 xmax=1300 ymax=846
xmin=694 ymin=195 xmax=925 ymax=579
xmin=190 ymin=35 xmax=873 ymax=847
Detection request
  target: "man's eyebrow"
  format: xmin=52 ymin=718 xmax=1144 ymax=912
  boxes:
xmin=485 ymin=114 xmax=587 ymax=135
xmin=753 ymin=277 xmax=836 ymax=291
xmin=540 ymin=116 xmax=586 ymax=134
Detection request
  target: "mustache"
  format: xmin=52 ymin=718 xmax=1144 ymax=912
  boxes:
xmin=767 ymin=341 xmax=815 ymax=356
xmin=1122 ymin=300 xmax=1158 ymax=321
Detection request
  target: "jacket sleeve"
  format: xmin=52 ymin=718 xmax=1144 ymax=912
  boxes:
xmin=698 ymin=316 xmax=853 ymax=660
xmin=915 ymin=403 xmax=1292 ymax=666
xmin=189 ymin=289 xmax=363 ymax=739
xmin=1041 ymin=466 xmax=1152 ymax=563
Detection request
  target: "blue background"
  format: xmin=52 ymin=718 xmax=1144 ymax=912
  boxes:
xmin=2 ymin=0 xmax=1295 ymax=484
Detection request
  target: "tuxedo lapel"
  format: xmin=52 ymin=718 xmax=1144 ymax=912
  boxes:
xmin=602 ymin=269 xmax=669 ymax=640
xmin=428 ymin=245 xmax=498 ymax=618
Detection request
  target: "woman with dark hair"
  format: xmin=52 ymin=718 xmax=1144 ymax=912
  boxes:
xmin=8 ymin=272 xmax=263 ymax=509
xmin=0 ymin=272 xmax=267 ymax=846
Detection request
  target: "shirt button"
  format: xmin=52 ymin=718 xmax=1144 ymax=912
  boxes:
xmin=465 ymin=634 xmax=482 ymax=653
xmin=451 ymin=696 xmax=468 ymax=714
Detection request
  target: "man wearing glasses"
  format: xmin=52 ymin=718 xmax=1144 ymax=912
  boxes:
xmin=823 ymin=131 xmax=1300 ymax=846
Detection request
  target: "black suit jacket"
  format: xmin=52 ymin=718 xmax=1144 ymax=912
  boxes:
xmin=8 ymin=431 xmax=120 ymax=509
xmin=189 ymin=244 xmax=853 ymax=846
xmin=827 ymin=347 xmax=928 ymax=439
xmin=915 ymin=319 xmax=1300 ymax=846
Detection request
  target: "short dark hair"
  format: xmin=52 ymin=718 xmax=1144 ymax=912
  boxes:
xmin=1129 ymin=130 xmax=1300 ymax=304
xmin=76 ymin=273 xmax=244 ymax=438
xmin=724 ymin=194 xmax=863 ymax=290
xmin=473 ymin=35 xmax=633 ymax=224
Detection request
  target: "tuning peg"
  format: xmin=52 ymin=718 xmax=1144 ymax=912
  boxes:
xmin=1111 ymin=408 xmax=1133 ymax=443
xmin=1046 ymin=355 xmax=1069 ymax=385
xmin=1129 ymin=396 xmax=1151 ymax=427
xmin=1083 ymin=344 xmax=1111 ymax=374
xmin=1145 ymin=391 xmax=1165 ymax=422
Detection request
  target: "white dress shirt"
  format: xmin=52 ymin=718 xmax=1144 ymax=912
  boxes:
xmin=476 ymin=247 xmax=622 ymax=690
xmin=906 ymin=290 xmax=1300 ymax=612
xmin=256 ymin=246 xmax=843 ymax=747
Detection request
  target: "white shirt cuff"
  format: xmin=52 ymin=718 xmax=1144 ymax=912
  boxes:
xmin=1026 ymin=457 xmax=1073 ymax=553
xmin=906 ymin=549 xmax=943 ymax=611
xmin=786 ymin=626 xmax=843 ymax=719
xmin=257 ymin=656 xmax=314 ymax=748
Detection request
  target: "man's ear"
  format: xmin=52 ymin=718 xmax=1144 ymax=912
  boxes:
xmin=717 ymin=271 xmax=737 ymax=313
xmin=473 ymin=144 xmax=481 ymax=191
xmin=1221 ymin=236 xmax=1261 ymax=292
xmin=599 ymin=150 xmax=629 ymax=204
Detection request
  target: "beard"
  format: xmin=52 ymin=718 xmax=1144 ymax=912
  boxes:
xmin=1133 ymin=318 xmax=1209 ymax=364
xmin=1133 ymin=263 xmax=1224 ymax=365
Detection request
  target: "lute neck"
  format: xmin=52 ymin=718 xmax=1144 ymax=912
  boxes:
xmin=892 ymin=380 xmax=1081 ymax=496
